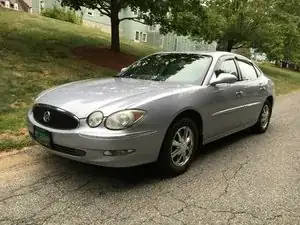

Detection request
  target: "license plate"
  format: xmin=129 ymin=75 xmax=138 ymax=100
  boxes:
xmin=34 ymin=126 xmax=51 ymax=147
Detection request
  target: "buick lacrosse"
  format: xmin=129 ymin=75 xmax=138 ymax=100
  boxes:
xmin=27 ymin=51 xmax=275 ymax=175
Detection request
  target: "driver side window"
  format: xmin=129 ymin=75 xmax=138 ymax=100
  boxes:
xmin=212 ymin=59 xmax=239 ymax=81
xmin=217 ymin=59 xmax=238 ymax=77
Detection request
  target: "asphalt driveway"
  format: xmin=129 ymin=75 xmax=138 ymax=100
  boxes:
xmin=0 ymin=92 xmax=299 ymax=225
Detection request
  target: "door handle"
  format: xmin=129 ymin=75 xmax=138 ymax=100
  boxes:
xmin=260 ymin=86 xmax=266 ymax=91
xmin=236 ymin=91 xmax=243 ymax=97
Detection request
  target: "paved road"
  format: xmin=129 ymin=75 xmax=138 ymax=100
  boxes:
xmin=1 ymin=92 xmax=300 ymax=225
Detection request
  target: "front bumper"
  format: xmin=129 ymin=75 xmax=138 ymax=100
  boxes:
xmin=27 ymin=110 xmax=163 ymax=167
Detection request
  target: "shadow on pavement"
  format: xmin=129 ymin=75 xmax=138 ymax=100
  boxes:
xmin=40 ymin=129 xmax=253 ymax=191
xmin=200 ymin=129 xmax=252 ymax=156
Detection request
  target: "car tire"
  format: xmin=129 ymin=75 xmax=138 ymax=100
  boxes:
xmin=157 ymin=118 xmax=200 ymax=177
xmin=251 ymin=100 xmax=272 ymax=134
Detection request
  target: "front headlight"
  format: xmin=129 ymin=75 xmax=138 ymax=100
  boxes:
xmin=105 ymin=109 xmax=146 ymax=130
xmin=87 ymin=111 xmax=104 ymax=128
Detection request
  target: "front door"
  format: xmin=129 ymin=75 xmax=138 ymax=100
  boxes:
xmin=204 ymin=57 xmax=248 ymax=140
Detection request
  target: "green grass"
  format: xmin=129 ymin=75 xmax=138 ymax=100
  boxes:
xmin=0 ymin=9 xmax=156 ymax=151
xmin=0 ymin=137 xmax=33 ymax=151
xmin=259 ymin=63 xmax=300 ymax=95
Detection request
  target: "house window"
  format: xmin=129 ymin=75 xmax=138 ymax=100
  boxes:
xmin=4 ymin=0 xmax=10 ymax=8
xmin=148 ymin=25 xmax=156 ymax=32
xmin=14 ymin=3 xmax=18 ymax=10
xmin=142 ymin=33 xmax=147 ymax=42
xmin=87 ymin=10 xmax=94 ymax=16
xmin=39 ymin=0 xmax=45 ymax=12
xmin=135 ymin=31 xmax=140 ymax=42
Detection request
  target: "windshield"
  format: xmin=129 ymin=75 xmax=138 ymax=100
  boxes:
xmin=117 ymin=53 xmax=212 ymax=84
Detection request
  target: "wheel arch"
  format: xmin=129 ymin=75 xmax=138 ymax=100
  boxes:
xmin=157 ymin=108 xmax=204 ymax=171
xmin=266 ymin=95 xmax=274 ymax=108
xmin=162 ymin=108 xmax=204 ymax=145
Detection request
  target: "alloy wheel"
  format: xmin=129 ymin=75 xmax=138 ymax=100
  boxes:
xmin=261 ymin=104 xmax=270 ymax=129
xmin=170 ymin=126 xmax=195 ymax=167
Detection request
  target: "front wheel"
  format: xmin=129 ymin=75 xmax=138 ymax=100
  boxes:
xmin=251 ymin=100 xmax=272 ymax=133
xmin=157 ymin=118 xmax=200 ymax=176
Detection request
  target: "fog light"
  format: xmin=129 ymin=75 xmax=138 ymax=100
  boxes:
xmin=103 ymin=149 xmax=135 ymax=156
xmin=103 ymin=151 xmax=113 ymax=156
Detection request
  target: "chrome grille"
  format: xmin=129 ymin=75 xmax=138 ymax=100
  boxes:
xmin=32 ymin=104 xmax=79 ymax=130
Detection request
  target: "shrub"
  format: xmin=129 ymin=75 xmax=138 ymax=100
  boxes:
xmin=41 ymin=5 xmax=82 ymax=25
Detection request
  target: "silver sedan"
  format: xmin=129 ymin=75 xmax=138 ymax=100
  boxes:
xmin=27 ymin=51 xmax=275 ymax=176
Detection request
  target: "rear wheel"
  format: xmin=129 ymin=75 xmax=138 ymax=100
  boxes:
xmin=157 ymin=118 xmax=199 ymax=176
xmin=252 ymin=100 xmax=272 ymax=133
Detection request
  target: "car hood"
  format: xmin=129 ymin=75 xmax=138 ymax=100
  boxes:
xmin=35 ymin=78 xmax=197 ymax=118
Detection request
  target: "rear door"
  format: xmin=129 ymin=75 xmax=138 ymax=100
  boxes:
xmin=235 ymin=59 xmax=265 ymax=125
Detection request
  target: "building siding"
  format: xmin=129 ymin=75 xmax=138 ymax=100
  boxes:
xmin=80 ymin=7 xmax=112 ymax=34
xmin=31 ymin=0 xmax=39 ymax=13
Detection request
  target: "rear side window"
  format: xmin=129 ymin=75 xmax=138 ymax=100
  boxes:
xmin=253 ymin=64 xmax=263 ymax=77
xmin=237 ymin=60 xmax=258 ymax=81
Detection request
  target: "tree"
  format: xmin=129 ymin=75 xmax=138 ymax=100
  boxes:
xmin=235 ymin=47 xmax=251 ymax=59
xmin=161 ymin=0 xmax=274 ymax=52
xmin=254 ymin=0 xmax=300 ymax=67
xmin=59 ymin=0 xmax=184 ymax=52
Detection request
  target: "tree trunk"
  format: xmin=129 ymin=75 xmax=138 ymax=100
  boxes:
xmin=216 ymin=40 xmax=234 ymax=52
xmin=216 ymin=40 xmax=227 ymax=51
xmin=110 ymin=0 xmax=120 ymax=52
xmin=226 ymin=40 xmax=234 ymax=52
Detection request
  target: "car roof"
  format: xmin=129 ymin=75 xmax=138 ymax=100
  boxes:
xmin=154 ymin=51 xmax=251 ymax=62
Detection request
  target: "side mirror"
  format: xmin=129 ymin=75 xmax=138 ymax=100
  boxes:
xmin=120 ymin=67 xmax=127 ymax=72
xmin=210 ymin=73 xmax=238 ymax=86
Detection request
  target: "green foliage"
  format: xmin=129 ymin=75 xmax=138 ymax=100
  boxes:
xmin=41 ymin=5 xmax=82 ymax=24
xmin=161 ymin=0 xmax=271 ymax=51
xmin=59 ymin=0 xmax=174 ymax=21
xmin=158 ymin=0 xmax=207 ymax=36
xmin=234 ymin=48 xmax=251 ymax=59
xmin=162 ymin=0 xmax=300 ymax=64
xmin=255 ymin=0 xmax=300 ymax=65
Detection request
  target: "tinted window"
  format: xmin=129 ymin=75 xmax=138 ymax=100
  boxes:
xmin=118 ymin=53 xmax=212 ymax=84
xmin=237 ymin=60 xmax=258 ymax=81
xmin=216 ymin=59 xmax=238 ymax=78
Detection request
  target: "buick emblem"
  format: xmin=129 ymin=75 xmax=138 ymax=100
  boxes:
xmin=43 ymin=111 xmax=51 ymax=123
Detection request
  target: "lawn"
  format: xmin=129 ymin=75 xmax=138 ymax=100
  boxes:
xmin=259 ymin=63 xmax=300 ymax=95
xmin=0 ymin=9 xmax=156 ymax=151
xmin=1 ymin=9 xmax=300 ymax=151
